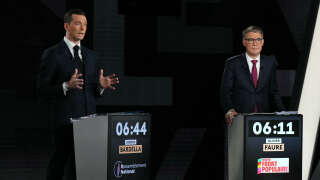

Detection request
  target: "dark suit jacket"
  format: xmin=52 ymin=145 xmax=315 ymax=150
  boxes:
xmin=220 ymin=53 xmax=285 ymax=114
xmin=37 ymin=40 xmax=101 ymax=127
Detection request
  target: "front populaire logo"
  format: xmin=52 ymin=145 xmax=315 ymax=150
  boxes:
xmin=257 ymin=158 xmax=289 ymax=174
xmin=257 ymin=159 xmax=262 ymax=174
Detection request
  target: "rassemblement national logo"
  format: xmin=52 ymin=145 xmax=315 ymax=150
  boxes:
xmin=113 ymin=160 xmax=147 ymax=178
xmin=113 ymin=161 xmax=122 ymax=178
xmin=257 ymin=158 xmax=289 ymax=174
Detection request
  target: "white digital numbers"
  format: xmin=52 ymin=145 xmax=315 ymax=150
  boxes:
xmin=285 ymin=122 xmax=295 ymax=135
xmin=116 ymin=121 xmax=147 ymax=136
xmin=252 ymin=121 xmax=295 ymax=136
xmin=252 ymin=122 xmax=263 ymax=135
xmin=253 ymin=122 xmax=271 ymax=135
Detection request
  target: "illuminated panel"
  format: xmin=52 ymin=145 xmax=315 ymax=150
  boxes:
xmin=298 ymin=5 xmax=320 ymax=180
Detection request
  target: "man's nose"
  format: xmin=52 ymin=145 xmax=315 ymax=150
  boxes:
xmin=80 ymin=24 xmax=85 ymax=30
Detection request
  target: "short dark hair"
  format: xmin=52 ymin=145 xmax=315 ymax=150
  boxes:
xmin=242 ymin=25 xmax=264 ymax=39
xmin=64 ymin=9 xmax=86 ymax=23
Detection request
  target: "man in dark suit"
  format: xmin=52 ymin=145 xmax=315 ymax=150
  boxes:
xmin=37 ymin=9 xmax=119 ymax=180
xmin=220 ymin=25 xmax=285 ymax=126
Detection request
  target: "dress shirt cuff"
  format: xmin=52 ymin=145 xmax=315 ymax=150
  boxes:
xmin=98 ymin=86 xmax=105 ymax=96
xmin=62 ymin=82 xmax=69 ymax=96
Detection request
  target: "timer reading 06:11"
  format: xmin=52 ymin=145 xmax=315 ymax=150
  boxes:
xmin=252 ymin=121 xmax=295 ymax=136
xmin=116 ymin=122 xmax=147 ymax=136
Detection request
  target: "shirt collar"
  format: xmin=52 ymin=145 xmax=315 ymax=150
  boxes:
xmin=63 ymin=36 xmax=81 ymax=55
xmin=245 ymin=53 xmax=260 ymax=63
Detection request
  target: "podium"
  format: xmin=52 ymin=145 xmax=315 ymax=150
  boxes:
xmin=227 ymin=113 xmax=302 ymax=180
xmin=72 ymin=112 xmax=151 ymax=180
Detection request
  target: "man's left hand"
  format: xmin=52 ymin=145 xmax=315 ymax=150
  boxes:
xmin=99 ymin=69 xmax=119 ymax=90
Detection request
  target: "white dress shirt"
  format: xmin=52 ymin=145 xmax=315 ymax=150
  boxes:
xmin=62 ymin=37 xmax=104 ymax=95
xmin=245 ymin=53 xmax=260 ymax=78
xmin=226 ymin=53 xmax=261 ymax=115
xmin=63 ymin=36 xmax=83 ymax=60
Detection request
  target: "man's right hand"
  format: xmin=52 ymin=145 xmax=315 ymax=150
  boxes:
xmin=67 ymin=69 xmax=84 ymax=89
xmin=225 ymin=109 xmax=238 ymax=126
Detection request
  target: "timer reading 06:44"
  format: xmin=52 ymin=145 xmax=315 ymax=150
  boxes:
xmin=115 ymin=121 xmax=147 ymax=136
xmin=248 ymin=120 xmax=299 ymax=137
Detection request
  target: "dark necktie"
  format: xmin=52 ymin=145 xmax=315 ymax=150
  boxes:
xmin=73 ymin=45 xmax=84 ymax=73
xmin=251 ymin=60 xmax=258 ymax=112
xmin=251 ymin=60 xmax=258 ymax=88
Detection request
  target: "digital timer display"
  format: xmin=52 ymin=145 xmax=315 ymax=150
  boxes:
xmin=248 ymin=120 xmax=299 ymax=137
xmin=115 ymin=121 xmax=147 ymax=136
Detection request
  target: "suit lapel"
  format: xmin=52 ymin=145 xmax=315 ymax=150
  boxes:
xmin=60 ymin=40 xmax=73 ymax=60
xmin=240 ymin=54 xmax=255 ymax=89
xmin=81 ymin=46 xmax=88 ymax=65
xmin=81 ymin=47 xmax=90 ymax=80
xmin=59 ymin=41 xmax=77 ymax=73
xmin=256 ymin=55 xmax=267 ymax=91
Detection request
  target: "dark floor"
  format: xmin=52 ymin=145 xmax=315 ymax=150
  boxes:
xmin=0 ymin=129 xmax=50 ymax=180
xmin=0 ymin=94 xmax=214 ymax=180
xmin=0 ymin=128 xmax=213 ymax=180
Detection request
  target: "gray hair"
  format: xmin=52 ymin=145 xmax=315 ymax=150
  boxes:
xmin=242 ymin=25 xmax=264 ymax=39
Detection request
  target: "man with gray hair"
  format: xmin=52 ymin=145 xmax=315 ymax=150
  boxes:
xmin=220 ymin=25 xmax=285 ymax=126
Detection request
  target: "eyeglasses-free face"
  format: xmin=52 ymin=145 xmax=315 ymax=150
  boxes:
xmin=242 ymin=32 xmax=264 ymax=58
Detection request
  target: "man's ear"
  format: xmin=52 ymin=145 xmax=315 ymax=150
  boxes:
xmin=64 ymin=23 xmax=69 ymax=32
xmin=242 ymin=39 xmax=246 ymax=47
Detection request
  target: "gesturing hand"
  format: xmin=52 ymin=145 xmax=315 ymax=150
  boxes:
xmin=67 ymin=69 xmax=84 ymax=90
xmin=99 ymin=69 xmax=119 ymax=90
